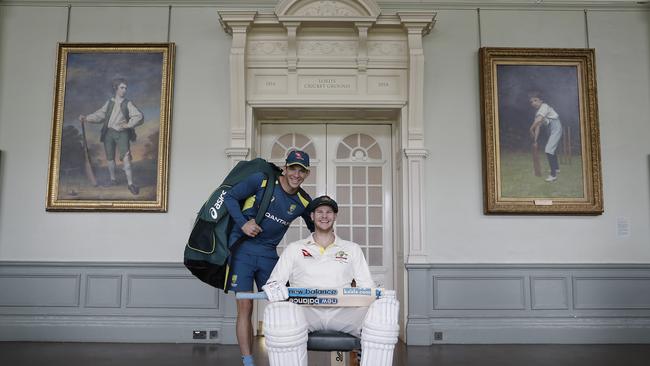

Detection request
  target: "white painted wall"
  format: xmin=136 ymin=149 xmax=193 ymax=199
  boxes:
xmin=0 ymin=4 xmax=232 ymax=261
xmin=0 ymin=2 xmax=648 ymax=263
xmin=424 ymin=8 xmax=650 ymax=263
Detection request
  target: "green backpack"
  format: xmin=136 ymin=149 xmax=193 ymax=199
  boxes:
xmin=184 ymin=158 xmax=282 ymax=292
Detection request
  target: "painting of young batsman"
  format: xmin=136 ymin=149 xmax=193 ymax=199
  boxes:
xmin=479 ymin=48 xmax=603 ymax=215
xmin=496 ymin=65 xmax=583 ymax=197
xmin=47 ymin=43 xmax=174 ymax=211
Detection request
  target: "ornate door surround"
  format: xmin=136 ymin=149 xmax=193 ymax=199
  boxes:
xmin=218 ymin=0 xmax=435 ymax=338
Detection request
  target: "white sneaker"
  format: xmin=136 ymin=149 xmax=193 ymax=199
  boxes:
xmin=545 ymin=175 xmax=557 ymax=182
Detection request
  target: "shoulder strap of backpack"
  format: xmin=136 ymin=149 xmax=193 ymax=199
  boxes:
xmin=255 ymin=173 xmax=277 ymax=224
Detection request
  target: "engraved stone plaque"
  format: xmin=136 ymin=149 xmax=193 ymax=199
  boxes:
xmin=299 ymin=76 xmax=357 ymax=94
xmin=368 ymin=76 xmax=401 ymax=95
xmin=255 ymin=75 xmax=288 ymax=94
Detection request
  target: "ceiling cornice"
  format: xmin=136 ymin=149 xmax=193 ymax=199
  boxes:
xmin=1 ymin=0 xmax=648 ymax=10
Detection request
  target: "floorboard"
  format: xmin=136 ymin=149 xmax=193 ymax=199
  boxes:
xmin=2 ymin=338 xmax=649 ymax=366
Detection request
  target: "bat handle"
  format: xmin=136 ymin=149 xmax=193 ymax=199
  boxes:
xmin=236 ymin=292 xmax=268 ymax=300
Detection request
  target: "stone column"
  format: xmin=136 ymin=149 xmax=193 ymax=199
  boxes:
xmin=218 ymin=11 xmax=257 ymax=159
xmin=217 ymin=13 xmax=256 ymax=338
xmin=355 ymin=22 xmax=372 ymax=95
xmin=399 ymin=12 xmax=435 ymax=263
xmin=403 ymin=148 xmax=429 ymax=263
xmin=283 ymin=21 xmax=301 ymax=96
xmin=399 ymin=12 xmax=434 ymax=146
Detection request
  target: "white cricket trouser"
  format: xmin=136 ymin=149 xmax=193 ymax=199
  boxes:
xmin=302 ymin=306 xmax=369 ymax=337
xmin=545 ymin=118 xmax=562 ymax=155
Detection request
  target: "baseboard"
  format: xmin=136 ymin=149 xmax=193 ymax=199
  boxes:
xmin=407 ymin=317 xmax=650 ymax=345
xmin=0 ymin=315 xmax=233 ymax=343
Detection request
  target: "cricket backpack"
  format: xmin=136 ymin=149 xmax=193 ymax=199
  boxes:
xmin=184 ymin=158 xmax=282 ymax=292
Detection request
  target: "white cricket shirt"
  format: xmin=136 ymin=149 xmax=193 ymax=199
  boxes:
xmin=266 ymin=234 xmax=375 ymax=289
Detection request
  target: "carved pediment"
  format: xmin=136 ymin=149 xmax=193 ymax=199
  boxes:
xmin=276 ymin=0 xmax=380 ymax=21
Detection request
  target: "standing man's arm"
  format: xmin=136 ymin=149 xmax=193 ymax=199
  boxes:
xmin=79 ymin=101 xmax=109 ymax=123
xmin=529 ymin=115 xmax=544 ymax=142
xmin=301 ymin=207 xmax=315 ymax=233
xmin=224 ymin=173 xmax=264 ymax=237
xmin=125 ymin=101 xmax=144 ymax=128
xmin=297 ymin=189 xmax=315 ymax=232
xmin=530 ymin=103 xmax=550 ymax=141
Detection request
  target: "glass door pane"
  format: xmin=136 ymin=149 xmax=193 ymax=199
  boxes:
xmin=326 ymin=124 xmax=392 ymax=288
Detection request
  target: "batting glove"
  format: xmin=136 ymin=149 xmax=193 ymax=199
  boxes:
xmin=262 ymin=281 xmax=289 ymax=302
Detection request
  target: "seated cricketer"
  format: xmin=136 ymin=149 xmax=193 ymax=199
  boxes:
xmin=261 ymin=195 xmax=400 ymax=366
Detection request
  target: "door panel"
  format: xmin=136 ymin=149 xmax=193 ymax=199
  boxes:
xmin=260 ymin=124 xmax=326 ymax=249
xmin=259 ymin=123 xmax=393 ymax=288
xmin=326 ymin=124 xmax=393 ymax=288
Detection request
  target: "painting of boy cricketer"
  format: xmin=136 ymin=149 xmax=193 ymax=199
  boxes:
xmin=47 ymin=43 xmax=174 ymax=212
xmin=479 ymin=48 xmax=603 ymax=215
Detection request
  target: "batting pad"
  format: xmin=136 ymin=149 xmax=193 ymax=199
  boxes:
xmin=361 ymin=296 xmax=400 ymax=366
xmin=264 ymin=302 xmax=309 ymax=366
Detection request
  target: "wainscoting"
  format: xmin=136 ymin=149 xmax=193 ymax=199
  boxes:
xmin=406 ymin=264 xmax=650 ymax=345
xmin=3 ymin=262 xmax=650 ymax=345
xmin=0 ymin=262 xmax=237 ymax=344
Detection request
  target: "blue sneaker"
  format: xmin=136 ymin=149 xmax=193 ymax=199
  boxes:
xmin=242 ymin=355 xmax=255 ymax=366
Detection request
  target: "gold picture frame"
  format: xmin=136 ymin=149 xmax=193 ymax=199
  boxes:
xmin=479 ymin=47 xmax=603 ymax=215
xmin=46 ymin=43 xmax=175 ymax=211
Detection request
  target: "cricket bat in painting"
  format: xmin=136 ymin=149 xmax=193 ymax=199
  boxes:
xmin=532 ymin=141 xmax=541 ymax=177
xmin=80 ymin=120 xmax=98 ymax=186
xmin=236 ymin=287 xmax=384 ymax=307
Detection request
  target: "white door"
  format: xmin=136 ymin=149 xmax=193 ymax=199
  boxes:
xmin=259 ymin=123 xmax=393 ymax=288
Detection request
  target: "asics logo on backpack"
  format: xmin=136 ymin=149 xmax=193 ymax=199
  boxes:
xmin=209 ymin=190 xmax=227 ymax=219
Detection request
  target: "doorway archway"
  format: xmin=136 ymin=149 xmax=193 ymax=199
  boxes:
xmin=219 ymin=0 xmax=435 ymax=341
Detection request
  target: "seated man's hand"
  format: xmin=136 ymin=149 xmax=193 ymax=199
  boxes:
xmin=262 ymin=281 xmax=288 ymax=302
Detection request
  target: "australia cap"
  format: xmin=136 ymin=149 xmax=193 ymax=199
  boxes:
xmin=286 ymin=150 xmax=310 ymax=169
xmin=307 ymin=195 xmax=339 ymax=213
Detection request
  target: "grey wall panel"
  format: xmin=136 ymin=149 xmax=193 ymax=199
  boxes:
xmin=531 ymin=277 xmax=569 ymax=310
xmin=0 ymin=262 xmax=234 ymax=343
xmin=85 ymin=275 xmax=122 ymax=308
xmin=3 ymin=262 xmax=650 ymax=344
xmin=127 ymin=275 xmax=219 ymax=309
xmin=408 ymin=266 xmax=433 ymax=316
xmin=434 ymin=276 xmax=526 ymax=310
xmin=407 ymin=264 xmax=650 ymax=345
xmin=0 ymin=274 xmax=80 ymax=307
xmin=574 ymin=277 xmax=650 ymax=309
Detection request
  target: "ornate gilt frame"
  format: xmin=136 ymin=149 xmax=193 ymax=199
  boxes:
xmin=479 ymin=47 xmax=603 ymax=215
xmin=46 ymin=43 xmax=174 ymax=212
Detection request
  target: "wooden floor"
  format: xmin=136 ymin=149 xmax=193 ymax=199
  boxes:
xmin=2 ymin=338 xmax=650 ymax=366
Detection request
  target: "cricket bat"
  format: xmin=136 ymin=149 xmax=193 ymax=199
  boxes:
xmin=80 ymin=120 xmax=98 ymax=186
xmin=532 ymin=142 xmax=541 ymax=177
xmin=236 ymin=287 xmax=384 ymax=307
